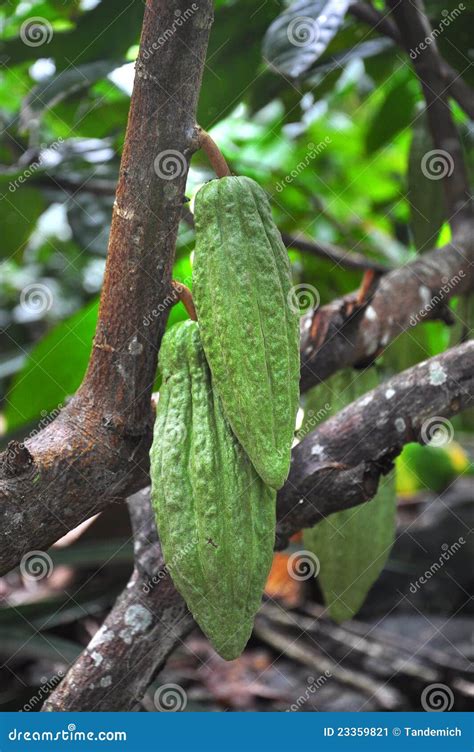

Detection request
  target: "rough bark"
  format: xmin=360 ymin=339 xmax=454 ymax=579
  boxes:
xmin=43 ymin=342 xmax=473 ymax=711
xmin=300 ymin=236 xmax=474 ymax=393
xmin=0 ymin=0 xmax=214 ymax=576
xmin=2 ymin=233 xmax=473 ymax=575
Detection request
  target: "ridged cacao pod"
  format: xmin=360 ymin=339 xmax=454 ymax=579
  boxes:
xmin=150 ymin=320 xmax=276 ymax=660
xmin=193 ymin=175 xmax=300 ymax=490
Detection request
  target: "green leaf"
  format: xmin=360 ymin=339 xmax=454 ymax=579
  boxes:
xmin=0 ymin=0 xmax=143 ymax=70
xmin=303 ymin=475 xmax=396 ymax=622
xmin=262 ymin=0 xmax=351 ymax=78
xmin=407 ymin=111 xmax=446 ymax=252
xmin=4 ymin=298 xmax=98 ymax=430
xmin=365 ymin=73 xmax=418 ymax=154
xmin=0 ymin=628 xmax=80 ymax=664
xmin=301 ymin=369 xmax=396 ymax=621
xmin=0 ymin=184 xmax=45 ymax=260
xmin=21 ymin=60 xmax=118 ymax=131
xmin=4 ymin=253 xmax=193 ymax=430
xmin=198 ymin=0 xmax=284 ymax=127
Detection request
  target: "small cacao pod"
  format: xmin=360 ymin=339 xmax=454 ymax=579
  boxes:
xmin=193 ymin=175 xmax=300 ymax=490
xmin=150 ymin=320 xmax=276 ymax=660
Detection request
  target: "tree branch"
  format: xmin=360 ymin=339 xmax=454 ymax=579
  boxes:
xmin=0 ymin=1 xmax=214 ymax=575
xmin=281 ymin=232 xmax=391 ymax=274
xmin=300 ymin=235 xmax=474 ymax=392
xmin=349 ymin=1 xmax=474 ymax=120
xmin=1 ymin=231 xmax=473 ymax=575
xmin=43 ymin=342 xmax=473 ymax=711
xmin=387 ymin=0 xmax=472 ymax=233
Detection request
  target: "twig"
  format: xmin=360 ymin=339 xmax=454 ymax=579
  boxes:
xmin=281 ymin=232 xmax=390 ymax=273
xmin=254 ymin=611 xmax=403 ymax=709
xmin=300 ymin=235 xmax=473 ymax=393
xmin=196 ymin=126 xmax=231 ymax=179
xmin=172 ymin=280 xmax=197 ymax=321
xmin=387 ymin=0 xmax=472 ymax=234
xmin=349 ymin=1 xmax=474 ymax=119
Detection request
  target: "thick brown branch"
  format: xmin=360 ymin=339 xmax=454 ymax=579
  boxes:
xmin=0 ymin=1 xmax=214 ymax=575
xmin=277 ymin=339 xmax=473 ymax=546
xmin=43 ymin=343 xmax=473 ymax=711
xmin=300 ymin=235 xmax=474 ymax=392
xmin=387 ymin=0 xmax=472 ymax=232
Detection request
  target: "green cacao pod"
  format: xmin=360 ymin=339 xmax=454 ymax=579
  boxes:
xmin=150 ymin=320 xmax=276 ymax=660
xmin=193 ymin=175 xmax=300 ymax=490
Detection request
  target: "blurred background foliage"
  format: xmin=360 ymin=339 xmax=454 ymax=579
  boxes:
xmin=0 ymin=0 xmax=472 ymax=711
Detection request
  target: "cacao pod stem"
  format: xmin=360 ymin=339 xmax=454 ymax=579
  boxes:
xmin=171 ymin=280 xmax=197 ymax=321
xmin=196 ymin=125 xmax=231 ymax=178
